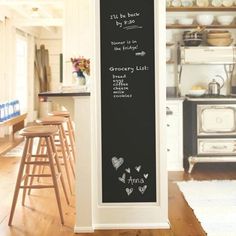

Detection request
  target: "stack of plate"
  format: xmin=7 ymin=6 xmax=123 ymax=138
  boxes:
xmin=207 ymin=30 xmax=233 ymax=46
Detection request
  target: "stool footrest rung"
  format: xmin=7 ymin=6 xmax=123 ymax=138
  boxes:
xmin=30 ymin=154 xmax=49 ymax=158
xmin=28 ymin=174 xmax=52 ymax=177
xmin=24 ymin=161 xmax=50 ymax=165
xmin=20 ymin=185 xmax=54 ymax=189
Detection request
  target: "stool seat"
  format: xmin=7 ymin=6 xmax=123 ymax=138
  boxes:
xmin=37 ymin=116 xmax=67 ymax=125
xmin=48 ymin=111 xmax=70 ymax=118
xmin=19 ymin=126 xmax=58 ymax=137
xmin=48 ymin=111 xmax=76 ymax=164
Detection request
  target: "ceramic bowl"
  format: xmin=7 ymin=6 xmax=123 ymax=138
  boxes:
xmin=216 ymin=15 xmax=234 ymax=25
xmin=181 ymin=0 xmax=193 ymax=7
xmin=222 ymin=0 xmax=233 ymax=6
xmin=183 ymin=31 xmax=203 ymax=39
xmin=188 ymin=89 xmax=206 ymax=96
xmin=178 ymin=18 xmax=194 ymax=25
xmin=172 ymin=0 xmax=182 ymax=7
xmin=207 ymin=37 xmax=233 ymax=46
xmin=196 ymin=14 xmax=214 ymax=25
xmin=183 ymin=38 xmax=202 ymax=46
xmin=211 ymin=0 xmax=222 ymax=6
xmin=207 ymin=32 xmax=231 ymax=39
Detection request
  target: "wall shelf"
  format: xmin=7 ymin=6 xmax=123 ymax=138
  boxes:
xmin=167 ymin=6 xmax=236 ymax=12
xmin=166 ymin=24 xmax=236 ymax=29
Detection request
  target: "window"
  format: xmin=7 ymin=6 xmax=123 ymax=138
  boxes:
xmin=15 ymin=34 xmax=28 ymax=113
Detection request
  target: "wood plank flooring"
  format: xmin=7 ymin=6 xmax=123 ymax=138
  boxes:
xmin=0 ymin=135 xmax=23 ymax=156
xmin=1 ymin=136 xmax=236 ymax=236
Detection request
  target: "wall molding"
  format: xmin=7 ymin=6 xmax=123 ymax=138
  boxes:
xmin=74 ymin=226 xmax=94 ymax=233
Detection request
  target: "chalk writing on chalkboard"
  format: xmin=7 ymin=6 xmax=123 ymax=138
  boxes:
xmin=110 ymin=39 xmax=143 ymax=54
xmin=109 ymin=12 xmax=142 ymax=30
xmin=110 ymin=65 xmax=149 ymax=99
xmin=111 ymin=156 xmax=150 ymax=196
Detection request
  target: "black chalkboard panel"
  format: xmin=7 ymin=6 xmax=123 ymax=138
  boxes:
xmin=100 ymin=0 xmax=156 ymax=202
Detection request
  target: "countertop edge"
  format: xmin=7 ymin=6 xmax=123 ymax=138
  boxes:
xmin=38 ymin=91 xmax=91 ymax=97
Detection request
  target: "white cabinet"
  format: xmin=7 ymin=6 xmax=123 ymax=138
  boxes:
xmin=166 ymin=99 xmax=184 ymax=171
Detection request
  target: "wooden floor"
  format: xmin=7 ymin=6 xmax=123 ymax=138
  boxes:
xmin=1 ymin=135 xmax=236 ymax=236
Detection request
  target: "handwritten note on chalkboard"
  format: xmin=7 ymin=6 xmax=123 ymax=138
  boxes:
xmin=101 ymin=0 xmax=156 ymax=203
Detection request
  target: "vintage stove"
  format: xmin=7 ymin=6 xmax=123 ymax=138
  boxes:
xmin=183 ymin=95 xmax=236 ymax=173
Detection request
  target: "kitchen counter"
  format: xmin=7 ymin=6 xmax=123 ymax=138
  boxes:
xmin=167 ymin=95 xmax=236 ymax=102
xmin=38 ymin=90 xmax=91 ymax=121
xmin=38 ymin=91 xmax=90 ymax=97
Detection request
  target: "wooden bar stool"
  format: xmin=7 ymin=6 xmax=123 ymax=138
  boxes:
xmin=8 ymin=126 xmax=69 ymax=226
xmin=36 ymin=116 xmax=75 ymax=194
xmin=48 ymin=111 xmax=76 ymax=163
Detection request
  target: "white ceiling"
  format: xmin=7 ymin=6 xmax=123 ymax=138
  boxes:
xmin=0 ymin=0 xmax=64 ymax=27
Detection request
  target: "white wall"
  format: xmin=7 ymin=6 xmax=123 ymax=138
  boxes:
xmin=63 ymin=0 xmax=92 ymax=85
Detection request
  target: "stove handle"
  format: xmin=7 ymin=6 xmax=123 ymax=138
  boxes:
xmin=166 ymin=106 xmax=173 ymax=115
xmin=212 ymin=145 xmax=227 ymax=150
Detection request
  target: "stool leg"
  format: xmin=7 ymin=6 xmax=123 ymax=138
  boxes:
xmin=50 ymin=136 xmax=70 ymax=205
xmin=68 ymin=117 xmax=75 ymax=142
xmin=66 ymin=121 xmax=76 ymax=164
xmin=22 ymin=138 xmax=34 ymax=205
xmin=58 ymin=126 xmax=73 ymax=194
xmin=28 ymin=137 xmax=44 ymax=195
xmin=46 ymin=137 xmax=64 ymax=224
xmin=61 ymin=125 xmax=75 ymax=178
xmin=37 ymin=137 xmax=47 ymax=181
xmin=8 ymin=138 xmax=30 ymax=226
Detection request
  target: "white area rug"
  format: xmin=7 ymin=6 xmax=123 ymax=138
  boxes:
xmin=177 ymin=180 xmax=236 ymax=236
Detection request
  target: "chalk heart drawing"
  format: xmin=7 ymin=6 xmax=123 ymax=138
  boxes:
xmin=135 ymin=165 xmax=141 ymax=172
xmin=126 ymin=188 xmax=133 ymax=196
xmin=118 ymin=173 xmax=126 ymax=183
xmin=111 ymin=157 xmax=124 ymax=170
xmin=125 ymin=168 xmax=131 ymax=173
xmin=144 ymin=173 xmax=149 ymax=179
xmin=138 ymin=185 xmax=147 ymax=194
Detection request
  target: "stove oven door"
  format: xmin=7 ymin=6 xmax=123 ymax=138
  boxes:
xmin=197 ymin=104 xmax=236 ymax=136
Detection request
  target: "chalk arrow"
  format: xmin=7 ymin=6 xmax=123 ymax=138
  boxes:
xmin=135 ymin=51 xmax=146 ymax=56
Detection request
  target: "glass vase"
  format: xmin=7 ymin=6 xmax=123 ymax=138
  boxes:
xmin=78 ymin=76 xmax=86 ymax=85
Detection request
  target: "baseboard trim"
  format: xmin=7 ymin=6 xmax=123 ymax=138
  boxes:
xmin=74 ymin=226 xmax=94 ymax=233
xmin=74 ymin=222 xmax=170 ymax=233
xmin=93 ymin=222 xmax=170 ymax=230
xmin=168 ymin=167 xmax=184 ymax=171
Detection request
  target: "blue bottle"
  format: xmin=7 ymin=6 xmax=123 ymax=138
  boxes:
xmin=9 ymin=100 xmax=14 ymax=118
xmin=5 ymin=102 xmax=9 ymax=120
xmin=15 ymin=100 xmax=20 ymax=116
xmin=0 ymin=104 xmax=4 ymax=122
xmin=2 ymin=103 xmax=6 ymax=121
